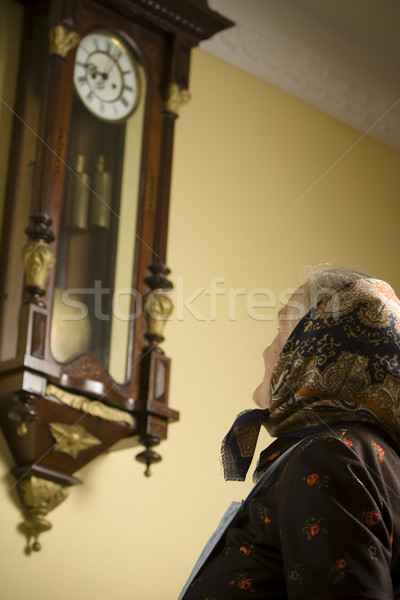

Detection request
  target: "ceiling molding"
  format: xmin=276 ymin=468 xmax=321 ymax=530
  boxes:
xmin=201 ymin=3 xmax=400 ymax=150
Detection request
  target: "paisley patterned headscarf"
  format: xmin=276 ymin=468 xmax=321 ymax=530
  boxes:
xmin=222 ymin=278 xmax=400 ymax=480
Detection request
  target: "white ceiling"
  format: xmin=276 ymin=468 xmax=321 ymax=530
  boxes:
xmin=201 ymin=0 xmax=400 ymax=150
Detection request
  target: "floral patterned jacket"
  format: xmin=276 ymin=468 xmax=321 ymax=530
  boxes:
xmin=182 ymin=422 xmax=400 ymax=599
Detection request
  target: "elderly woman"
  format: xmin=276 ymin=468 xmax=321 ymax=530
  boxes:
xmin=179 ymin=267 xmax=400 ymax=599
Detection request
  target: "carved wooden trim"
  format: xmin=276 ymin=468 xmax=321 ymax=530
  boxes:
xmin=98 ymin=0 xmax=234 ymax=41
xmin=17 ymin=476 xmax=69 ymax=552
xmin=22 ymin=241 xmax=56 ymax=290
xmin=49 ymin=25 xmax=80 ymax=58
xmin=46 ymin=384 xmax=135 ymax=425
xmin=164 ymin=83 xmax=191 ymax=115
xmin=48 ymin=422 xmax=102 ymax=458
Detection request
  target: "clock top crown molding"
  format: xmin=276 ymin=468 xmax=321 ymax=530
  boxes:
xmin=94 ymin=0 xmax=234 ymax=42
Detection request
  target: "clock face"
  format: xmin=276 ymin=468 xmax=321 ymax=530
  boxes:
xmin=73 ymin=32 xmax=140 ymax=122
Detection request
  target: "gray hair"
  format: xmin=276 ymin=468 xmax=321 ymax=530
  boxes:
xmin=304 ymin=264 xmax=372 ymax=313
xmin=292 ymin=264 xmax=372 ymax=327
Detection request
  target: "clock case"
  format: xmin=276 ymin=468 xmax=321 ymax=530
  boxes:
xmin=0 ymin=0 xmax=233 ymax=550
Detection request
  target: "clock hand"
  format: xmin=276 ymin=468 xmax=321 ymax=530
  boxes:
xmin=87 ymin=62 xmax=101 ymax=81
xmin=105 ymin=58 xmax=115 ymax=74
xmin=96 ymin=61 xmax=118 ymax=93
xmin=98 ymin=60 xmax=115 ymax=83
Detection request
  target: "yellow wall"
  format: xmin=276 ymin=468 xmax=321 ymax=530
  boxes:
xmin=1 ymin=2 xmax=400 ymax=599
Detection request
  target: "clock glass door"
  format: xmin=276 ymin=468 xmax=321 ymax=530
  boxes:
xmin=50 ymin=36 xmax=146 ymax=384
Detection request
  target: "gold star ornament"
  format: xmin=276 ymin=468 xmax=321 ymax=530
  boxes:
xmin=49 ymin=422 xmax=102 ymax=459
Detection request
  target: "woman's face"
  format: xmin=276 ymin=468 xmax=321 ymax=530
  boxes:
xmin=253 ymin=286 xmax=306 ymax=409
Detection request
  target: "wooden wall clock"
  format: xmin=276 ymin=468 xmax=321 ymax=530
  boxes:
xmin=0 ymin=0 xmax=233 ymax=552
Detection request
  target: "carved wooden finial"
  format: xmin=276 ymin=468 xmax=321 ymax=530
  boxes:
xmin=17 ymin=476 xmax=69 ymax=552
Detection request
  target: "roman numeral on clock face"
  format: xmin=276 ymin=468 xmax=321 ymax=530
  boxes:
xmin=74 ymin=32 xmax=140 ymax=122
